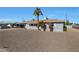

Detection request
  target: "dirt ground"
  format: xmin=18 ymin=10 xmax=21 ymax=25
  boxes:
xmin=0 ymin=29 xmax=79 ymax=52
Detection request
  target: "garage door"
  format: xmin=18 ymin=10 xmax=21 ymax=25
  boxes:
xmin=53 ymin=23 xmax=64 ymax=32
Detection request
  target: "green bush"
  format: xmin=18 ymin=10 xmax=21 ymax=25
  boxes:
xmin=49 ymin=25 xmax=53 ymax=31
xmin=38 ymin=21 xmax=46 ymax=31
xmin=63 ymin=26 xmax=67 ymax=31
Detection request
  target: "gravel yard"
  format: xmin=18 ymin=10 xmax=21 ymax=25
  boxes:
xmin=0 ymin=29 xmax=79 ymax=52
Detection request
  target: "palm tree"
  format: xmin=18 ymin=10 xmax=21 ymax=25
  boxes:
xmin=33 ymin=7 xmax=43 ymax=30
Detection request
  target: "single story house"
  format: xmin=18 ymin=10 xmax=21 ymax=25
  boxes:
xmin=22 ymin=19 xmax=65 ymax=32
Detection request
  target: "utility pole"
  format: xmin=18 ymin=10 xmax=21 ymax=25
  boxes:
xmin=65 ymin=14 xmax=68 ymax=21
xmin=22 ymin=18 xmax=25 ymax=22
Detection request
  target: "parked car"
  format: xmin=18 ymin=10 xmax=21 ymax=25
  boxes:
xmin=0 ymin=24 xmax=12 ymax=29
xmin=7 ymin=24 xmax=12 ymax=28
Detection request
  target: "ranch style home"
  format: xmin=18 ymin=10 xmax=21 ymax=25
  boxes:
xmin=22 ymin=19 xmax=65 ymax=32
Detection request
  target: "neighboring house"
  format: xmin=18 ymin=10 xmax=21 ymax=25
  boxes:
xmin=10 ymin=23 xmax=25 ymax=28
xmin=7 ymin=24 xmax=12 ymax=28
xmin=22 ymin=19 xmax=65 ymax=32
xmin=0 ymin=24 xmax=12 ymax=29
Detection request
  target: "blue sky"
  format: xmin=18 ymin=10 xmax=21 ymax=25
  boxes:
xmin=0 ymin=7 xmax=79 ymax=23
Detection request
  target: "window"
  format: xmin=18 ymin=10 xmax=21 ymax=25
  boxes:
xmin=29 ymin=24 xmax=37 ymax=26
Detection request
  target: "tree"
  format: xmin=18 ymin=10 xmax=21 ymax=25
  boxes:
xmin=39 ymin=21 xmax=45 ymax=27
xmin=33 ymin=7 xmax=43 ymax=30
xmin=65 ymin=20 xmax=70 ymax=25
xmin=32 ymin=19 xmax=35 ymax=21
xmin=38 ymin=21 xmax=46 ymax=31
xmin=65 ymin=20 xmax=73 ymax=25
xmin=44 ymin=17 xmax=48 ymax=20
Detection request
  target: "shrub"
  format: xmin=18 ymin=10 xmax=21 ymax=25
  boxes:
xmin=49 ymin=25 xmax=53 ymax=31
xmin=63 ymin=25 xmax=67 ymax=31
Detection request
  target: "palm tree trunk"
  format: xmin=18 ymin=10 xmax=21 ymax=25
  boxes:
xmin=37 ymin=15 xmax=39 ymax=30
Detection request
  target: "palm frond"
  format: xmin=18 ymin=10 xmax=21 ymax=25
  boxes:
xmin=33 ymin=7 xmax=43 ymax=16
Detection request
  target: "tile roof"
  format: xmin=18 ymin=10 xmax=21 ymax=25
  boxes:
xmin=22 ymin=19 xmax=65 ymax=24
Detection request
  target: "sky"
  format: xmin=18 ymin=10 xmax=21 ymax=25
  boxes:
xmin=0 ymin=7 xmax=79 ymax=23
